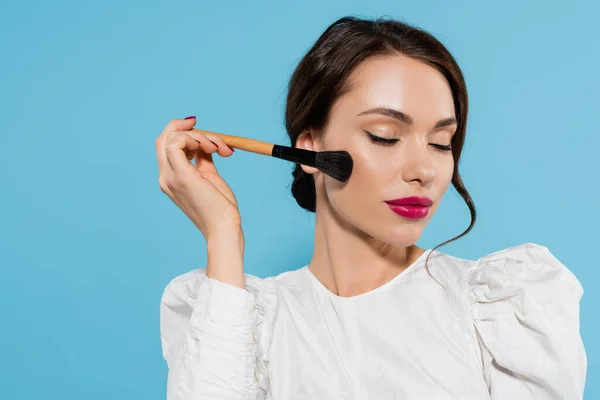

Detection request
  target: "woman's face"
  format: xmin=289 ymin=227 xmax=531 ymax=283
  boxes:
xmin=299 ymin=54 xmax=457 ymax=246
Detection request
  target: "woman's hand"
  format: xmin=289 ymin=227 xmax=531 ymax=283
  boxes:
xmin=155 ymin=117 xmax=239 ymax=238
xmin=156 ymin=117 xmax=246 ymax=288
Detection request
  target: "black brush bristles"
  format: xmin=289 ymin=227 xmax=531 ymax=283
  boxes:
xmin=271 ymin=145 xmax=353 ymax=182
xmin=314 ymin=150 xmax=353 ymax=182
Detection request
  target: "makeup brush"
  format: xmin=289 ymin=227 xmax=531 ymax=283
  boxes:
xmin=191 ymin=129 xmax=354 ymax=182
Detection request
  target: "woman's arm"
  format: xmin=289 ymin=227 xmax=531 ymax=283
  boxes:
xmin=156 ymin=117 xmax=265 ymax=398
xmin=160 ymin=264 xmax=266 ymax=400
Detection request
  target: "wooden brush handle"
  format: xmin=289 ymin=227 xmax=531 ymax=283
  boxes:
xmin=191 ymin=129 xmax=274 ymax=156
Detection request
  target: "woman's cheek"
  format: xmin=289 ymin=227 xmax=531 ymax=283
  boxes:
xmin=436 ymin=156 xmax=454 ymax=187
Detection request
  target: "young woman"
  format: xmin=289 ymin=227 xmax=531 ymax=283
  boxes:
xmin=156 ymin=16 xmax=587 ymax=399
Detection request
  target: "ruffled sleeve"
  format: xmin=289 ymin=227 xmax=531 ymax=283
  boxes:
xmin=468 ymin=242 xmax=587 ymax=399
xmin=160 ymin=268 xmax=277 ymax=400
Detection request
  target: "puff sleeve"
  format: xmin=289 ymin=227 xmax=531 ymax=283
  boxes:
xmin=468 ymin=243 xmax=587 ymax=399
xmin=160 ymin=268 xmax=277 ymax=400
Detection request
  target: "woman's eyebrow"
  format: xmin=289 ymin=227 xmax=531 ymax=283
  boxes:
xmin=358 ymin=107 xmax=413 ymax=124
xmin=357 ymin=107 xmax=457 ymax=128
xmin=433 ymin=117 xmax=458 ymax=129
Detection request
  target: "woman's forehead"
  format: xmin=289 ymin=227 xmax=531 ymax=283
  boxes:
xmin=333 ymin=55 xmax=456 ymax=122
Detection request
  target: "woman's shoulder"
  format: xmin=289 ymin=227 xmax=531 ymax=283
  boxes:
xmin=464 ymin=242 xmax=587 ymax=397
xmin=160 ymin=265 xmax=311 ymax=339
xmin=465 ymin=242 xmax=583 ymax=295
xmin=462 ymin=242 xmax=585 ymax=358
xmin=429 ymin=242 xmax=582 ymax=294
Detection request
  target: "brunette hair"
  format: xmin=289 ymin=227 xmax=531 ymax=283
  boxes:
xmin=285 ymin=16 xmax=476 ymax=267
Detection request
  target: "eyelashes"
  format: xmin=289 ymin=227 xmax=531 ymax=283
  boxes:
xmin=365 ymin=130 xmax=398 ymax=146
xmin=364 ymin=130 xmax=453 ymax=152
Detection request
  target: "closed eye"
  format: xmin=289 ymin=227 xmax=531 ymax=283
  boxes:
xmin=430 ymin=144 xmax=453 ymax=151
xmin=364 ymin=130 xmax=453 ymax=151
xmin=364 ymin=130 xmax=398 ymax=146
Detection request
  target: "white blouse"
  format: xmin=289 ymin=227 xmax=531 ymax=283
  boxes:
xmin=160 ymin=242 xmax=587 ymax=399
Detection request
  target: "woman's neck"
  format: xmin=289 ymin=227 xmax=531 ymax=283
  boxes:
xmin=308 ymin=201 xmax=425 ymax=298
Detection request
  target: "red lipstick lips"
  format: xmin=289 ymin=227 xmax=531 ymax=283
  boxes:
xmin=385 ymin=196 xmax=433 ymax=219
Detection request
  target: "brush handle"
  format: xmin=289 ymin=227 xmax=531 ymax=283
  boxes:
xmin=191 ymin=129 xmax=274 ymax=156
xmin=190 ymin=128 xmax=318 ymax=168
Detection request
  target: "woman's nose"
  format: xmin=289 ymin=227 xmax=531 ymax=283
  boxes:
xmin=399 ymin=143 xmax=436 ymax=185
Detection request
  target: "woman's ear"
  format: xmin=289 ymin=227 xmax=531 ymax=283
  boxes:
xmin=296 ymin=129 xmax=320 ymax=175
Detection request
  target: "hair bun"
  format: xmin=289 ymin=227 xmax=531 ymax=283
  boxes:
xmin=291 ymin=164 xmax=316 ymax=212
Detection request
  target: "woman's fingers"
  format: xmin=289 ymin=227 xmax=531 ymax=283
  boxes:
xmin=155 ymin=118 xmax=197 ymax=172
xmin=160 ymin=132 xmax=221 ymax=201
xmin=155 ymin=118 xmax=242 ymax=239
xmin=165 ymin=131 xmax=210 ymax=174
xmin=156 ymin=119 xmax=236 ymax=186
xmin=187 ymin=131 xmax=234 ymax=173
xmin=163 ymin=117 xmax=197 ymax=135
xmin=193 ymin=150 xmax=217 ymax=174
xmin=189 ymin=131 xmax=234 ymax=157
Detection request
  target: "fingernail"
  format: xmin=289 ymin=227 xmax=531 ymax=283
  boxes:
xmin=227 ymin=145 xmax=235 ymax=152
xmin=184 ymin=116 xmax=196 ymax=120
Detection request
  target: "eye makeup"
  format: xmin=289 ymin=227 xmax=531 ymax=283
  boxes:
xmin=364 ymin=129 xmax=398 ymax=146
xmin=363 ymin=130 xmax=453 ymax=151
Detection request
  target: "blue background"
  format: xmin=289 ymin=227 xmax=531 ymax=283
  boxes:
xmin=1 ymin=0 xmax=597 ymax=398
